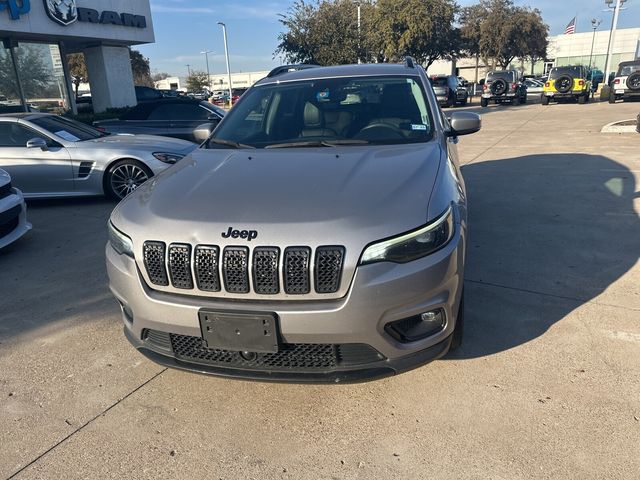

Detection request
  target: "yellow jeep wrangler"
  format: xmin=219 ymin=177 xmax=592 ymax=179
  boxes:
xmin=542 ymin=66 xmax=591 ymax=105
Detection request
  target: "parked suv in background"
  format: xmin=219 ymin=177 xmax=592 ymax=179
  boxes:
xmin=609 ymin=61 xmax=640 ymax=103
xmin=542 ymin=65 xmax=591 ymax=105
xmin=106 ymin=59 xmax=481 ymax=383
xmin=94 ymin=98 xmax=225 ymax=143
xmin=481 ymin=70 xmax=526 ymax=107
xmin=429 ymin=75 xmax=468 ymax=107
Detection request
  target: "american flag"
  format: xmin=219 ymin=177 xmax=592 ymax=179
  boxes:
xmin=565 ymin=17 xmax=576 ymax=35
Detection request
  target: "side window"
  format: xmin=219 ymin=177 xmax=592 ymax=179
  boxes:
xmin=0 ymin=123 xmax=41 ymax=147
xmin=148 ymin=104 xmax=210 ymax=121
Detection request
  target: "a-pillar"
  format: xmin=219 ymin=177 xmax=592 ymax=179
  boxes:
xmin=83 ymin=45 xmax=136 ymax=113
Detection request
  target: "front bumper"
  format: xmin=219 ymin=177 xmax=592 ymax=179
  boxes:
xmin=0 ymin=188 xmax=32 ymax=249
xmin=106 ymin=226 xmax=465 ymax=383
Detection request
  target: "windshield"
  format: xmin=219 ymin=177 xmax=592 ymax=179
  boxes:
xmin=550 ymin=67 xmax=583 ymax=79
xmin=487 ymin=71 xmax=514 ymax=82
xmin=31 ymin=116 xmax=106 ymax=142
xmin=618 ymin=64 xmax=640 ymax=76
xmin=206 ymin=76 xmax=433 ymax=149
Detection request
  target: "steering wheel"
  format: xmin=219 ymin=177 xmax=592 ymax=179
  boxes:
xmin=355 ymin=123 xmax=405 ymax=141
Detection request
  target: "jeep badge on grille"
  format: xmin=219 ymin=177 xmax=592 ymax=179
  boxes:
xmin=222 ymin=227 xmax=258 ymax=241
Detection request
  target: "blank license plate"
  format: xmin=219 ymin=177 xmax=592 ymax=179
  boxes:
xmin=199 ymin=310 xmax=279 ymax=353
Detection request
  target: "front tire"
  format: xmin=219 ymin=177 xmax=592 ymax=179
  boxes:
xmin=541 ymin=95 xmax=549 ymax=105
xmin=609 ymin=91 xmax=617 ymax=104
xmin=480 ymin=97 xmax=488 ymax=108
xmin=578 ymin=94 xmax=586 ymax=104
xmin=105 ymin=159 xmax=153 ymax=200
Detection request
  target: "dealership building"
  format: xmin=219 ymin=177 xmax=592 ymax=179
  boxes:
xmin=428 ymin=27 xmax=640 ymax=81
xmin=0 ymin=0 xmax=154 ymax=113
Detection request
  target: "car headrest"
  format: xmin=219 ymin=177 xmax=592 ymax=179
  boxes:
xmin=304 ymin=102 xmax=322 ymax=128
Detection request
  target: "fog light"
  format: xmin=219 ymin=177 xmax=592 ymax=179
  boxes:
xmin=385 ymin=309 xmax=446 ymax=343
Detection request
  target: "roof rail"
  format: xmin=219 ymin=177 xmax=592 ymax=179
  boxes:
xmin=267 ymin=64 xmax=320 ymax=78
xmin=404 ymin=56 xmax=416 ymax=69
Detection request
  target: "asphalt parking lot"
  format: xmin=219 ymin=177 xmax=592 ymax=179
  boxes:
xmin=1 ymin=100 xmax=639 ymax=479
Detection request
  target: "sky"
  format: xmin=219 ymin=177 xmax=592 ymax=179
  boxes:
xmin=139 ymin=0 xmax=640 ymax=77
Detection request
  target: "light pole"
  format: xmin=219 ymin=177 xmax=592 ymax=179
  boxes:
xmin=588 ymin=18 xmax=601 ymax=72
xmin=356 ymin=2 xmax=361 ymax=64
xmin=200 ymin=50 xmax=213 ymax=90
xmin=217 ymin=22 xmax=233 ymax=106
xmin=603 ymin=0 xmax=626 ymax=85
xmin=186 ymin=64 xmax=191 ymax=76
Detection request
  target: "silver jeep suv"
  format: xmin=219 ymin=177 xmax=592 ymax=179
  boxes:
xmin=106 ymin=59 xmax=481 ymax=383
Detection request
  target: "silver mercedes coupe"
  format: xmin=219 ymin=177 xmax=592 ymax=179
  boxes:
xmin=0 ymin=113 xmax=197 ymax=200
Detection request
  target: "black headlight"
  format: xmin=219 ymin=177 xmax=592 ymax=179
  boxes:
xmin=108 ymin=221 xmax=134 ymax=257
xmin=360 ymin=206 xmax=454 ymax=265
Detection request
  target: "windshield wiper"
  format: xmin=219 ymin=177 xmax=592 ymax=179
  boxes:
xmin=321 ymin=139 xmax=370 ymax=146
xmin=265 ymin=139 xmax=370 ymax=149
xmin=209 ymin=138 xmax=255 ymax=149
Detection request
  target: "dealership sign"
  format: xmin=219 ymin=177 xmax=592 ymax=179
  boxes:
xmin=0 ymin=0 xmax=30 ymax=20
xmin=1 ymin=0 xmax=147 ymax=28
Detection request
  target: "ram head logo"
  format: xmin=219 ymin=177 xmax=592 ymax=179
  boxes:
xmin=44 ymin=0 xmax=77 ymax=26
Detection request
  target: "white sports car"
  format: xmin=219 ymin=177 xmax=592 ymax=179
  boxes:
xmin=0 ymin=168 xmax=31 ymax=249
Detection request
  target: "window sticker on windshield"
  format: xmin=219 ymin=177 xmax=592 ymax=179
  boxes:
xmin=316 ymin=89 xmax=330 ymax=102
xmin=411 ymin=124 xmax=427 ymax=131
xmin=55 ymin=130 xmax=81 ymax=142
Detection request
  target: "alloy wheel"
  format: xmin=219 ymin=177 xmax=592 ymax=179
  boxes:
xmin=110 ymin=164 xmax=149 ymax=199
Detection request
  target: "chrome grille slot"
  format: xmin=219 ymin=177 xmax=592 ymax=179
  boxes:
xmin=143 ymin=241 xmax=169 ymax=286
xmin=253 ymin=247 xmax=280 ymax=294
xmin=168 ymin=243 xmax=193 ymax=289
xmin=315 ymin=246 xmax=345 ymax=293
xmin=222 ymin=247 xmax=250 ymax=293
xmin=284 ymin=247 xmax=311 ymax=294
xmin=194 ymin=245 xmax=221 ymax=292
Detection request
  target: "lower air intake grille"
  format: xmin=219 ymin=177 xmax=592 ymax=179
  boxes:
xmin=168 ymin=243 xmax=193 ymax=289
xmin=166 ymin=333 xmax=385 ymax=371
xmin=315 ymin=246 xmax=345 ymax=293
xmin=143 ymin=241 xmax=169 ymax=286
xmin=0 ymin=205 xmax=20 ymax=237
xmin=0 ymin=181 xmax=11 ymax=200
xmin=253 ymin=247 xmax=280 ymax=294
xmin=222 ymin=247 xmax=249 ymax=293
xmin=194 ymin=245 xmax=221 ymax=292
xmin=284 ymin=247 xmax=311 ymax=294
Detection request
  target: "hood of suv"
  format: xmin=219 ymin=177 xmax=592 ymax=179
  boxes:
xmin=113 ymin=143 xmax=443 ymax=251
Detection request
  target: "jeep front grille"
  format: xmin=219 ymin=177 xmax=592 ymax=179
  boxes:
xmin=142 ymin=242 xmax=346 ymax=297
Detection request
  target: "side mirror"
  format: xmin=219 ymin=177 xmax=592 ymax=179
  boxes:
xmin=26 ymin=137 xmax=48 ymax=150
xmin=194 ymin=123 xmax=215 ymax=143
xmin=447 ymin=112 xmax=481 ymax=137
